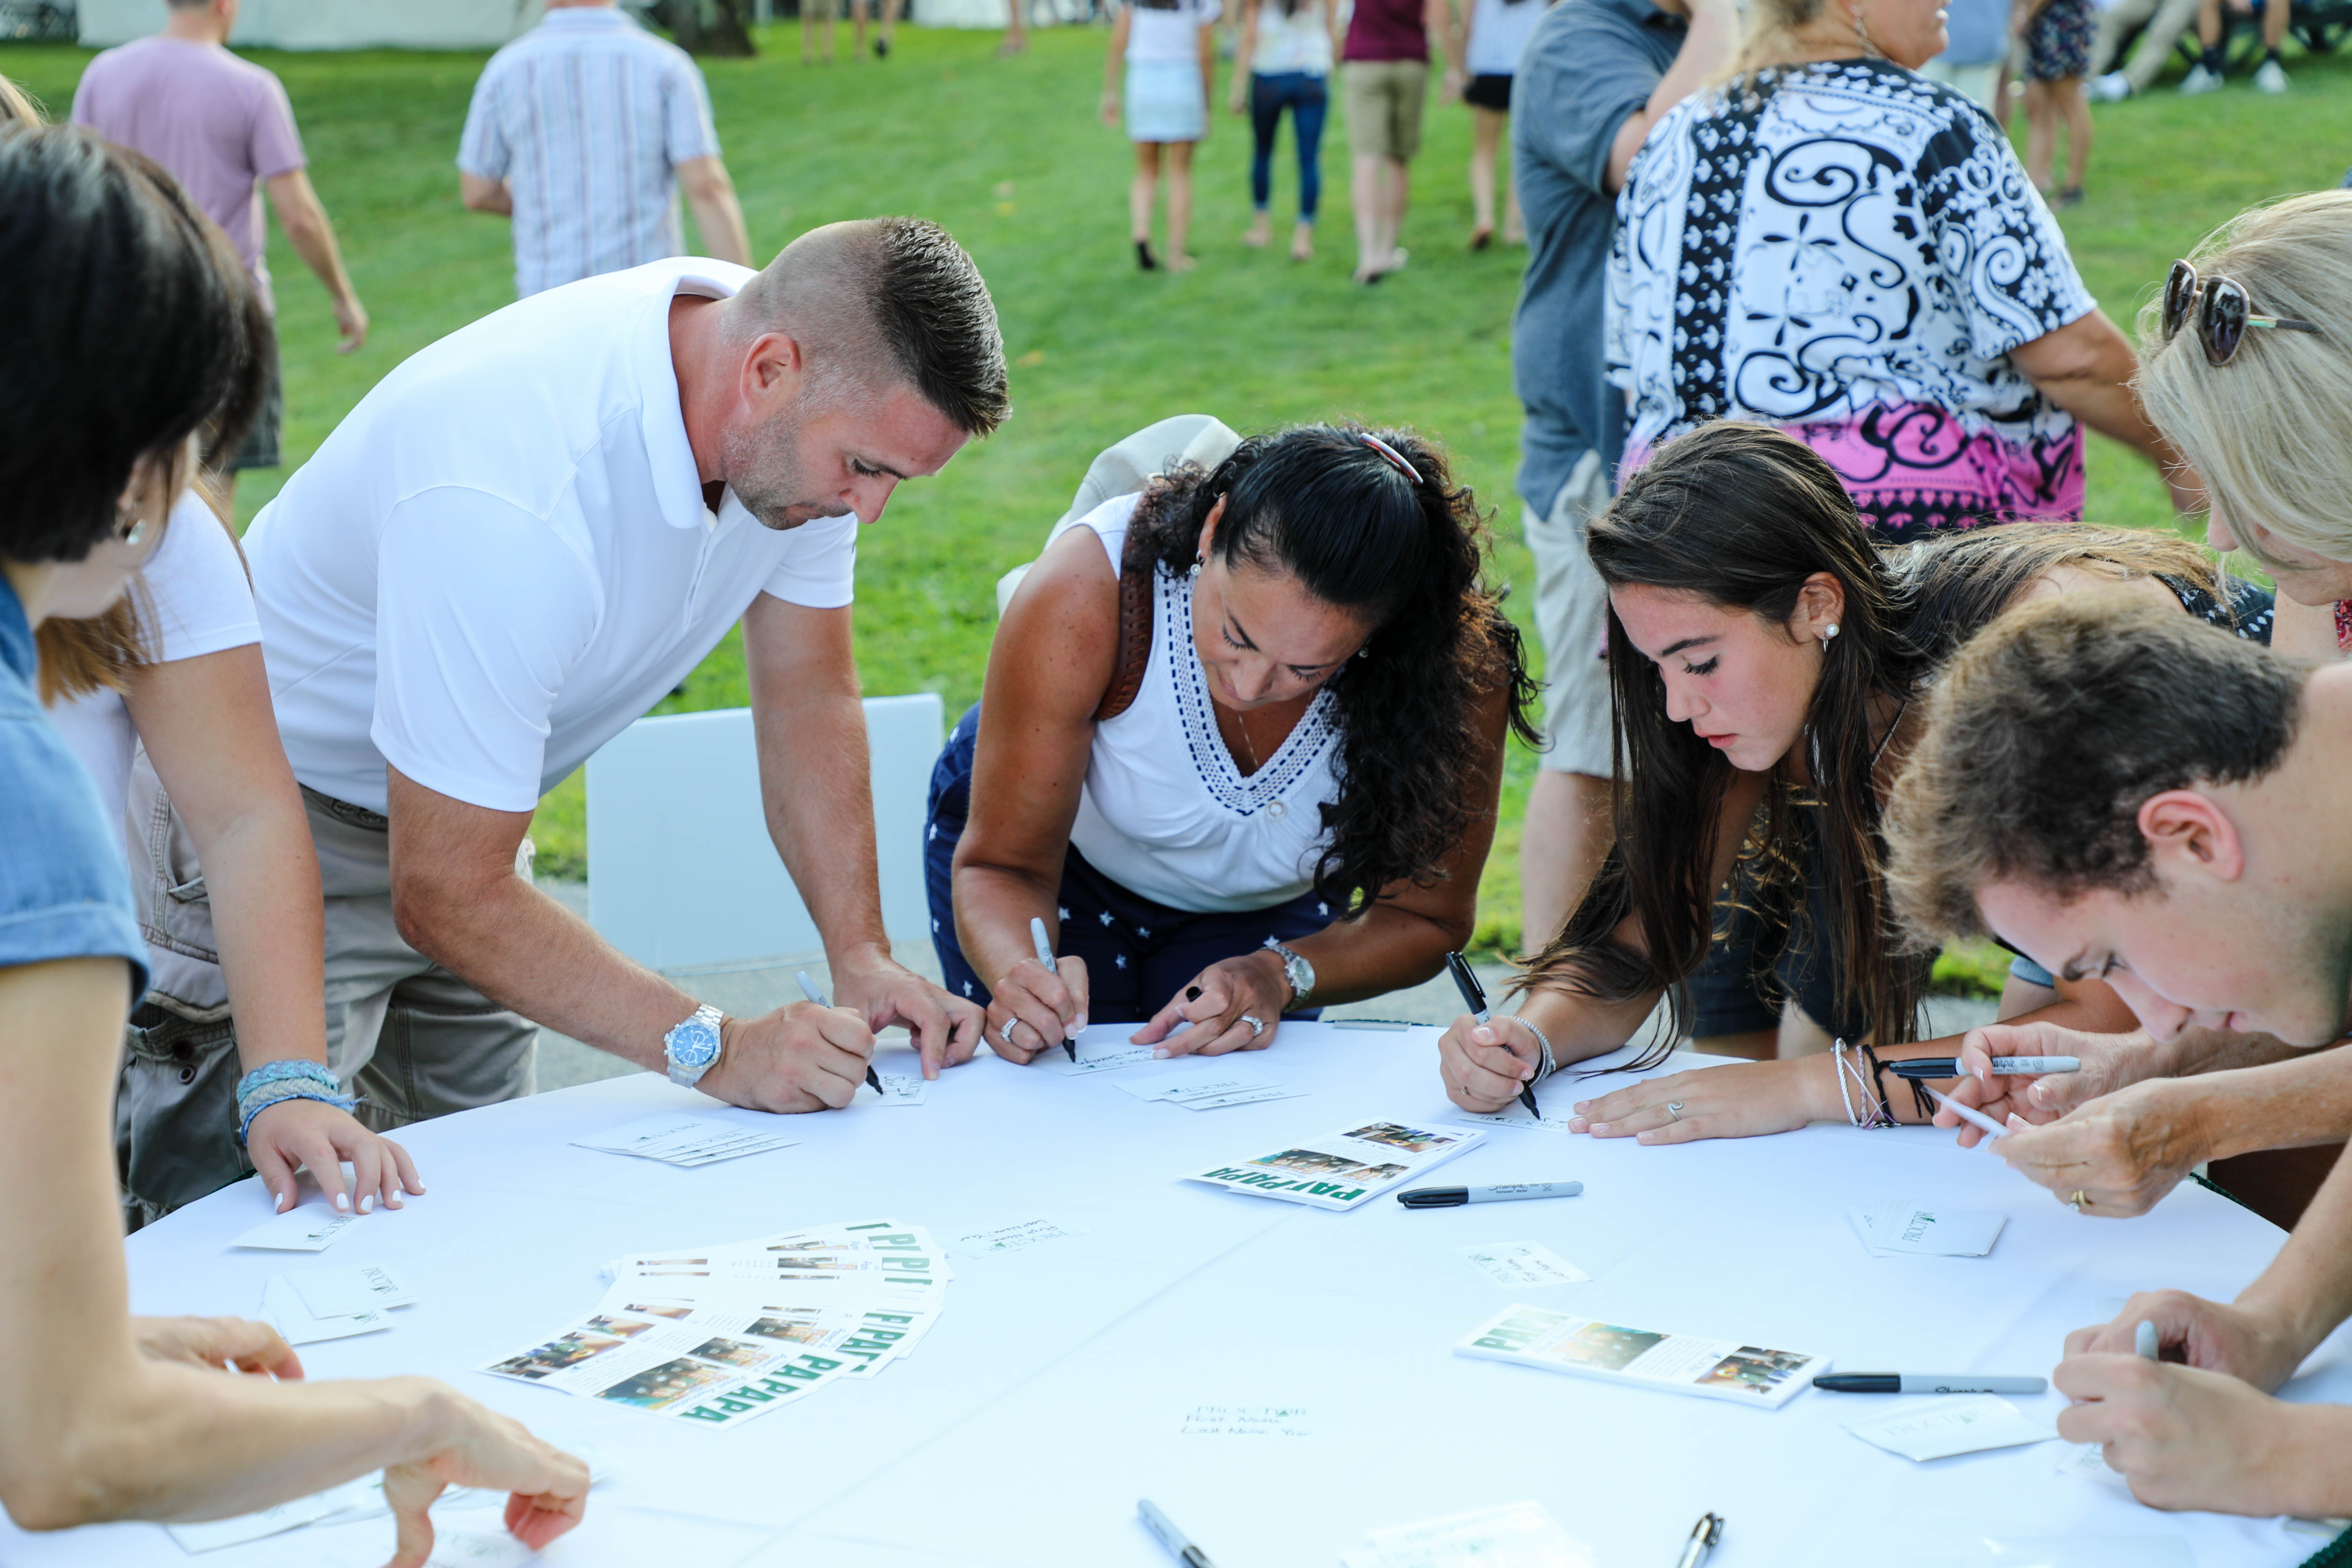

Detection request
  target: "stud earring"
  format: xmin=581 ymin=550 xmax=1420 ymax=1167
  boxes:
xmin=1821 ymin=622 xmax=1840 ymax=645
xmin=116 ymin=504 xmax=147 ymax=548
xmin=1189 ymin=555 xmax=1204 ymax=579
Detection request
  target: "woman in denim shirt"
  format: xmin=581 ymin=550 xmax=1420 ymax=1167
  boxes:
xmin=0 ymin=123 xmax=585 ymax=1561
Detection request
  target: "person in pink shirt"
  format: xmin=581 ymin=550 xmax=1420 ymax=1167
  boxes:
xmin=72 ymin=0 xmax=368 ymax=502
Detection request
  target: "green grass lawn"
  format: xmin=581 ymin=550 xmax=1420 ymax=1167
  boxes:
xmin=8 ymin=24 xmax=2351 ymax=964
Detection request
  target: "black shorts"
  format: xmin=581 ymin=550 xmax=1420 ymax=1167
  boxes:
xmin=1462 ymin=72 xmax=1512 ymax=111
xmin=226 ymin=337 xmax=282 ymax=472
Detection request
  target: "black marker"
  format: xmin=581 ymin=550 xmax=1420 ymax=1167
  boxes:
xmin=1447 ymin=950 xmax=1538 ymax=1120
xmin=1398 ymin=1180 xmax=1583 ymax=1208
xmin=1813 ymin=1373 xmax=2046 ymax=1395
xmin=1030 ymin=917 xmax=1076 ymax=1062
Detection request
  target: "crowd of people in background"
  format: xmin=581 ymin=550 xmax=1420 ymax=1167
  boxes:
xmin=9 ymin=0 xmax=2352 ymax=1553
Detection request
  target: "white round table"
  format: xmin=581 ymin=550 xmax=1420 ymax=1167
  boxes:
xmin=7 ymin=1024 xmax=2342 ymax=1567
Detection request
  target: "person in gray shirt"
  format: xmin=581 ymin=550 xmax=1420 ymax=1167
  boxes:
xmin=1506 ymin=0 xmax=1732 ymax=954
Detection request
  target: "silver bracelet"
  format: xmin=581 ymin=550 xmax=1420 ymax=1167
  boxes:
xmin=1517 ymin=1016 xmax=1558 ymax=1083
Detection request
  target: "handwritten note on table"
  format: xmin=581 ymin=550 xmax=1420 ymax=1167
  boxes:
xmin=1177 ymin=1404 xmax=1316 ymax=1438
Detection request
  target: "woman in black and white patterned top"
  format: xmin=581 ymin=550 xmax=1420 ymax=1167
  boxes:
xmin=1605 ymin=0 xmax=2186 ymax=542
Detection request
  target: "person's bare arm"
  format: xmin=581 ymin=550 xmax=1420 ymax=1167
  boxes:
xmin=742 ymin=593 xmax=984 ymax=1076
xmin=2010 ymin=310 xmax=2174 ymax=461
xmin=458 ymin=170 xmax=513 ymax=217
xmin=1604 ymin=0 xmax=1739 ymax=193
xmin=952 ymin=528 xmax=1120 ymax=1062
xmin=674 ymin=155 xmax=752 ymax=268
xmin=1141 ymin=683 xmax=1512 ymax=1056
xmin=1103 ymin=8 xmax=1132 ymax=123
xmin=261 ymin=170 xmax=366 ymax=355
xmin=0 ymin=958 xmax=585 ymax=1560
xmin=385 ymin=766 xmax=875 ymax=1112
xmin=124 ymin=644 xmax=421 ymax=1216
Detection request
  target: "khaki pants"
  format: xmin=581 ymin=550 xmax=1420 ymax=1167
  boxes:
xmin=118 ymin=766 xmax=537 ymax=1228
xmin=1522 ymin=449 xmax=1615 ymax=778
xmin=2091 ymin=0 xmax=2201 ymax=90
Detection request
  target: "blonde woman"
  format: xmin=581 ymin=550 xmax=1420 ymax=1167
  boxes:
xmin=2133 ymin=190 xmax=2352 ymax=662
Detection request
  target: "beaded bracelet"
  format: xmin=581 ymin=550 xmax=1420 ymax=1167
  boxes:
xmin=1519 ymin=1017 xmax=1559 ymax=1083
xmin=236 ymin=1060 xmax=358 ymax=1148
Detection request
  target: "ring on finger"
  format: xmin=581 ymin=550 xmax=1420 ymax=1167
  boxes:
xmin=2067 ymin=1188 xmax=2090 ymax=1212
xmin=1000 ymin=1017 xmax=1020 ymax=1046
xmin=1239 ymin=1014 xmax=1265 ymax=1040
xmin=1665 ymin=1100 xmax=1685 ymax=1122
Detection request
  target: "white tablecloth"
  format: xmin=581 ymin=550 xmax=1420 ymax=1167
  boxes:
xmin=7 ymin=1025 xmax=2343 ymax=1568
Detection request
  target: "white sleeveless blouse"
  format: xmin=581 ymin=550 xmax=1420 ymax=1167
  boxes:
xmin=1064 ymin=493 xmax=1345 ymax=913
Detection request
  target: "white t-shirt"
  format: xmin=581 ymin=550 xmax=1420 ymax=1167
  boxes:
xmin=1252 ymin=0 xmax=1332 ymax=75
xmin=1465 ymin=0 xmax=1542 ymax=77
xmin=47 ymin=489 xmax=262 ymax=843
xmin=1126 ymin=0 xmax=1221 ymax=63
xmin=245 ymin=258 xmax=859 ymax=816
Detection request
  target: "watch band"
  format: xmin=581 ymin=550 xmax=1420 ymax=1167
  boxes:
xmin=1261 ymin=938 xmax=1315 ymax=1010
xmin=664 ymin=1002 xmax=726 ymax=1088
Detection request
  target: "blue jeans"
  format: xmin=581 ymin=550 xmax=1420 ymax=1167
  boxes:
xmin=924 ymin=704 xmax=1329 ymax=1022
xmin=1250 ymin=71 xmax=1326 ymax=221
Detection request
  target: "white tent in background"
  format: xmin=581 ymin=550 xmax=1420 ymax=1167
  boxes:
xmin=79 ymin=0 xmax=548 ymax=49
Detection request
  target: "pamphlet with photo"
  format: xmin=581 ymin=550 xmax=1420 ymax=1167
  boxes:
xmin=1183 ymin=1120 xmax=1485 ymax=1211
xmin=1455 ymin=1303 xmax=1826 ymax=1408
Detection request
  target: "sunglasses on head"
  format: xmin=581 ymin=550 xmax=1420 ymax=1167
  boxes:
xmin=2164 ymin=259 xmax=2323 ymax=366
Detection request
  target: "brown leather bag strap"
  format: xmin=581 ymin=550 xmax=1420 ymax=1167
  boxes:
xmin=1091 ymin=561 xmax=1155 ymax=723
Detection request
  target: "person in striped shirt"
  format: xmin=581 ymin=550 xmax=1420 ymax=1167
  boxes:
xmin=457 ymin=0 xmax=752 ymax=299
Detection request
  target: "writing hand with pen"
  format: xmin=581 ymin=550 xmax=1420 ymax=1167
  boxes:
xmin=987 ymin=916 xmax=1091 ymax=1065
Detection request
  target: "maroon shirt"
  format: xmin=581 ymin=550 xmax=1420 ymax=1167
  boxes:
xmin=1343 ymin=0 xmax=1429 ymax=61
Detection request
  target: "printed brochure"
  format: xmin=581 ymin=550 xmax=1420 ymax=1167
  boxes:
xmin=479 ymin=1218 xmax=951 ymax=1431
xmin=1455 ymin=1303 xmax=1826 ymax=1408
xmin=1183 ymin=1120 xmax=1484 ymax=1211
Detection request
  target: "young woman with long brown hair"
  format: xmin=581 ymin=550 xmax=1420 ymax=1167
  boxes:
xmin=1438 ymin=421 xmax=2268 ymax=1142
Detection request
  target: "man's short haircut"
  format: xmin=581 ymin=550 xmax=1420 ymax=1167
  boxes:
xmin=1885 ymin=596 xmax=2307 ymax=943
xmin=740 ymin=216 xmax=1008 ymax=437
xmin=0 ymin=125 xmax=269 ymax=564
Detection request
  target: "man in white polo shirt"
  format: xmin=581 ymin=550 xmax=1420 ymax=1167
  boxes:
xmin=213 ymin=217 xmax=1005 ymax=1135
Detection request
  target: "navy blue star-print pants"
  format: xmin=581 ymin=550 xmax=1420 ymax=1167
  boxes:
xmin=924 ymin=704 xmax=1329 ymax=1022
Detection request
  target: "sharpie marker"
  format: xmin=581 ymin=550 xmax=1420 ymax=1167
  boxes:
xmin=797 ymin=971 xmax=884 ymax=1097
xmin=1890 ymin=1056 xmax=2080 ymax=1080
xmin=1030 ymin=916 xmax=1075 ymax=1063
xmin=1397 ymin=1180 xmax=1583 ymax=1209
xmin=1138 ymin=1499 xmax=1216 ymax=1568
xmin=1813 ymin=1373 xmax=2047 ymax=1395
xmin=1446 ymin=950 xmax=1540 ymax=1121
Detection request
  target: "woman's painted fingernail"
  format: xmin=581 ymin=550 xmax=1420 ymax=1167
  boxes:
xmin=333 ymin=1192 xmax=350 ymax=1212
xmin=359 ymin=1195 xmax=373 ymax=1214
xmin=1154 ymin=1048 xmax=1171 ymax=1059
xmin=1472 ymin=1026 xmax=1494 ymax=1043
xmin=1573 ymin=1101 xmax=1590 ymax=1113
xmin=1074 ymin=1016 xmax=1087 ymax=1031
xmin=1590 ymin=1122 xmax=1611 ymax=1135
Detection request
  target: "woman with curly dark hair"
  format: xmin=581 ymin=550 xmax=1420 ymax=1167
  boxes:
xmin=927 ymin=422 xmax=1536 ymax=1062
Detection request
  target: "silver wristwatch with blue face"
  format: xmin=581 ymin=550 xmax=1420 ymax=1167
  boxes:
xmin=1262 ymin=938 xmax=1315 ymax=1009
xmin=664 ymin=1003 xmax=726 ymax=1088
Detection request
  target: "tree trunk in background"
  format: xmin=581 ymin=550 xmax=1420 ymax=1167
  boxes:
xmin=659 ymin=0 xmax=760 ymax=55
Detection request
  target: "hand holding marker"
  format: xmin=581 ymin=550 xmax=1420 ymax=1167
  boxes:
xmin=796 ymin=971 xmax=884 ymax=1098
xmin=1031 ymin=916 xmax=1075 ymax=1063
xmin=1447 ymin=951 xmax=1539 ymax=1120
